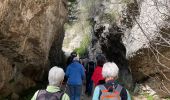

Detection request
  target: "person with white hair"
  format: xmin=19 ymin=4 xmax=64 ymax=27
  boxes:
xmin=66 ymin=57 xmax=85 ymax=100
xmin=92 ymin=62 xmax=131 ymax=100
xmin=31 ymin=66 xmax=70 ymax=100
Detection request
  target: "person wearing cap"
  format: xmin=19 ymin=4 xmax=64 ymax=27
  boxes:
xmin=92 ymin=62 xmax=131 ymax=100
xmin=66 ymin=51 xmax=77 ymax=66
xmin=31 ymin=66 xmax=70 ymax=100
xmin=66 ymin=57 xmax=85 ymax=100
xmin=85 ymin=60 xmax=95 ymax=96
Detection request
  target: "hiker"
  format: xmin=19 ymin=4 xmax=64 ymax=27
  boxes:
xmin=66 ymin=57 xmax=85 ymax=100
xmin=92 ymin=62 xmax=131 ymax=100
xmin=85 ymin=60 xmax=95 ymax=96
xmin=64 ymin=51 xmax=77 ymax=84
xmin=91 ymin=54 xmax=106 ymax=86
xmin=66 ymin=51 xmax=77 ymax=66
xmin=31 ymin=66 xmax=70 ymax=100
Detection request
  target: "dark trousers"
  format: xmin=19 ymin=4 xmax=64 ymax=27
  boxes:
xmin=85 ymin=74 xmax=93 ymax=96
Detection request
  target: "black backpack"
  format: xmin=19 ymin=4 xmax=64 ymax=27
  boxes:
xmin=36 ymin=90 xmax=64 ymax=100
xmin=86 ymin=61 xmax=95 ymax=75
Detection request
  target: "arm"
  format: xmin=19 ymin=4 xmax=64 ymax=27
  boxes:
xmin=92 ymin=86 xmax=100 ymax=100
xmin=31 ymin=90 xmax=39 ymax=100
xmin=120 ymin=88 xmax=128 ymax=100
xmin=81 ymin=65 xmax=85 ymax=80
xmin=65 ymin=66 xmax=70 ymax=78
xmin=62 ymin=93 xmax=70 ymax=100
xmin=126 ymin=89 xmax=131 ymax=100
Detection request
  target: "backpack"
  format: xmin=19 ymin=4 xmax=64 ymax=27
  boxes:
xmin=86 ymin=61 xmax=95 ymax=75
xmin=36 ymin=90 xmax=64 ymax=100
xmin=98 ymin=84 xmax=122 ymax=100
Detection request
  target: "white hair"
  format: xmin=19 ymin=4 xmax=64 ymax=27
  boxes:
xmin=102 ymin=62 xmax=119 ymax=78
xmin=48 ymin=66 xmax=65 ymax=86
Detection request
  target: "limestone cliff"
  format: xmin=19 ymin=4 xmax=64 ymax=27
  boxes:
xmin=0 ymin=0 xmax=67 ymax=98
xmin=89 ymin=0 xmax=170 ymax=97
xmin=65 ymin=0 xmax=169 ymax=97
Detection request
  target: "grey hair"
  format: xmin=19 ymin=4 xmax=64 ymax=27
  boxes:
xmin=48 ymin=66 xmax=65 ymax=86
xmin=102 ymin=62 xmax=119 ymax=78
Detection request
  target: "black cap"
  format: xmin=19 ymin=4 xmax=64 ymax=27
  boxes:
xmin=71 ymin=51 xmax=77 ymax=57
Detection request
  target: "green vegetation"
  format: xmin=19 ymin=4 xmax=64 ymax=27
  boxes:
xmin=140 ymin=93 xmax=154 ymax=100
xmin=121 ymin=0 xmax=134 ymax=4
xmin=147 ymin=95 xmax=154 ymax=100
xmin=74 ymin=34 xmax=90 ymax=57
xmin=102 ymin=12 xmax=116 ymax=23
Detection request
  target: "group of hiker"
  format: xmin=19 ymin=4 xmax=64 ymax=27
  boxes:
xmin=31 ymin=52 xmax=131 ymax=100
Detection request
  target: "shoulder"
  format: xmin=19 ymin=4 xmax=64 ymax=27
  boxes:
xmin=92 ymin=86 xmax=101 ymax=100
xmin=62 ymin=93 xmax=70 ymax=100
xmin=95 ymin=66 xmax=102 ymax=70
xmin=31 ymin=90 xmax=39 ymax=100
xmin=94 ymin=85 xmax=101 ymax=93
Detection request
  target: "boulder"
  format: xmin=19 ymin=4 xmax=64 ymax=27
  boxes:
xmin=0 ymin=0 xmax=67 ymax=98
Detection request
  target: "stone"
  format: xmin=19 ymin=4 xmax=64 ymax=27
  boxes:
xmin=0 ymin=0 xmax=67 ymax=98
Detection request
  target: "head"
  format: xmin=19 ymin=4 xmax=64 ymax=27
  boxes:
xmin=102 ymin=62 xmax=119 ymax=79
xmin=73 ymin=57 xmax=79 ymax=62
xmin=71 ymin=51 xmax=77 ymax=57
xmin=96 ymin=54 xmax=106 ymax=66
xmin=48 ymin=66 xmax=65 ymax=86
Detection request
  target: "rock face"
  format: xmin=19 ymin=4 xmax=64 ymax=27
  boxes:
xmin=0 ymin=0 xmax=67 ymax=98
xmin=123 ymin=0 xmax=170 ymax=97
xmin=86 ymin=0 xmax=134 ymax=89
xmin=87 ymin=0 xmax=170 ymax=97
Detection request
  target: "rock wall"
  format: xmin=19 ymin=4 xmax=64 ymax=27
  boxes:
xmin=123 ymin=0 xmax=170 ymax=97
xmin=0 ymin=0 xmax=67 ymax=98
xmin=87 ymin=0 xmax=134 ymax=89
xmin=87 ymin=0 xmax=170 ymax=97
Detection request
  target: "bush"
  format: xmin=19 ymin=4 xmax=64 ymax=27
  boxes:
xmin=74 ymin=34 xmax=90 ymax=57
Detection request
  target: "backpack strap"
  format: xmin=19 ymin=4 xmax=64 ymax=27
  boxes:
xmin=53 ymin=90 xmax=64 ymax=100
xmin=98 ymin=85 xmax=107 ymax=91
xmin=98 ymin=85 xmax=110 ymax=96
xmin=115 ymin=84 xmax=122 ymax=95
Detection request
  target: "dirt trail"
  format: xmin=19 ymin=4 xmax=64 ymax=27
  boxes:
xmin=61 ymin=84 xmax=92 ymax=100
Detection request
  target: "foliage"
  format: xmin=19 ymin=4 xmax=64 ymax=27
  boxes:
xmin=74 ymin=34 xmax=90 ymax=57
xmin=102 ymin=12 xmax=117 ymax=23
xmin=68 ymin=0 xmax=79 ymax=23
xmin=121 ymin=0 xmax=134 ymax=4
xmin=147 ymin=95 xmax=154 ymax=100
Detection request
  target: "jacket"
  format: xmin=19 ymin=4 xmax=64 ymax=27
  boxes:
xmin=66 ymin=61 xmax=85 ymax=85
xmin=91 ymin=66 xmax=105 ymax=86
xmin=92 ymin=80 xmax=131 ymax=100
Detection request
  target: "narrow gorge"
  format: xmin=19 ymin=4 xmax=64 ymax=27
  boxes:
xmin=0 ymin=0 xmax=170 ymax=99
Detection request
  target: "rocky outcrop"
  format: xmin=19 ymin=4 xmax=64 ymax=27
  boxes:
xmin=123 ymin=0 xmax=170 ymax=97
xmin=129 ymin=46 xmax=170 ymax=97
xmin=88 ymin=0 xmax=170 ymax=97
xmin=0 ymin=0 xmax=67 ymax=98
